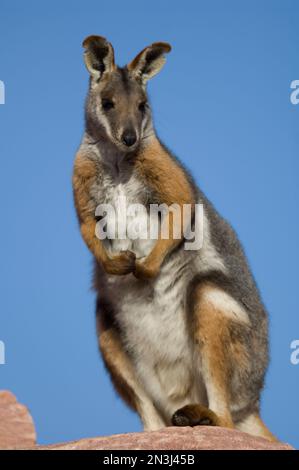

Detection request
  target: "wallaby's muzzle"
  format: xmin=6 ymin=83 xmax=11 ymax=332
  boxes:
xmin=121 ymin=129 xmax=137 ymax=147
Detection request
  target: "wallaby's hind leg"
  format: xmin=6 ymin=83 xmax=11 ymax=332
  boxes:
xmin=236 ymin=414 xmax=278 ymax=442
xmin=98 ymin=323 xmax=166 ymax=431
xmin=173 ymin=281 xmax=258 ymax=431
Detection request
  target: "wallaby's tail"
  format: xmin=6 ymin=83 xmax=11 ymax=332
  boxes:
xmin=235 ymin=413 xmax=278 ymax=442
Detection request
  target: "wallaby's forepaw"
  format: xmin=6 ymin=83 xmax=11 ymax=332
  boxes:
xmin=172 ymin=404 xmax=220 ymax=427
xmin=134 ymin=260 xmax=160 ymax=280
xmin=104 ymin=250 xmax=136 ymax=275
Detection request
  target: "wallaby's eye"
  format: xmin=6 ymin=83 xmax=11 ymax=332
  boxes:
xmin=102 ymin=99 xmax=114 ymax=111
xmin=138 ymin=101 xmax=147 ymax=113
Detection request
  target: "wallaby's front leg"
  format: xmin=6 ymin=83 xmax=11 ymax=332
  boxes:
xmin=134 ymin=208 xmax=185 ymax=279
xmin=134 ymin=138 xmax=195 ymax=279
xmin=73 ymin=153 xmax=136 ymax=275
xmin=81 ymin=217 xmax=136 ymax=275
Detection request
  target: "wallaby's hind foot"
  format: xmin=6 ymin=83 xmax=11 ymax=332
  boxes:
xmin=172 ymin=404 xmax=225 ymax=427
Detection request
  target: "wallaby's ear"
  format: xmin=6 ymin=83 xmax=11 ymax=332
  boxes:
xmin=128 ymin=42 xmax=171 ymax=84
xmin=82 ymin=35 xmax=115 ymax=80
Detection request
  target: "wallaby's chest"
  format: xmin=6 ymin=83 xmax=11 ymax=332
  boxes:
xmin=91 ymin=172 xmax=157 ymax=259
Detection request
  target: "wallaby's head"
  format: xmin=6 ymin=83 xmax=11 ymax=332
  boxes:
xmin=83 ymin=36 xmax=171 ymax=152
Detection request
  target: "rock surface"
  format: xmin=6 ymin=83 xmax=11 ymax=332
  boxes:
xmin=0 ymin=390 xmax=294 ymax=450
xmin=38 ymin=426 xmax=293 ymax=451
xmin=0 ymin=390 xmax=36 ymax=449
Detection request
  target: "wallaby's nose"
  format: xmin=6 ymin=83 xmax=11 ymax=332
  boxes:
xmin=122 ymin=130 xmax=137 ymax=147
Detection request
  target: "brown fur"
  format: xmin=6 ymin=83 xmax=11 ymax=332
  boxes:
xmin=172 ymin=404 xmax=223 ymax=427
xmin=73 ymin=153 xmax=136 ymax=275
xmin=98 ymin=326 xmax=138 ymax=410
xmin=191 ymin=282 xmax=250 ymax=428
xmin=182 ymin=281 xmax=276 ymax=440
xmin=134 ymin=137 xmax=195 ymax=278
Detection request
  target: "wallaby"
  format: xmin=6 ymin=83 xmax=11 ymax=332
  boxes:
xmin=73 ymin=35 xmax=276 ymax=441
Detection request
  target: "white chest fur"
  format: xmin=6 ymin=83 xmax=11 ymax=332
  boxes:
xmin=112 ymin=254 xmax=206 ymax=421
xmin=97 ymin=176 xmax=157 ymax=259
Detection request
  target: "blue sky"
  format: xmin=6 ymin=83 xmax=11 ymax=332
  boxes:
xmin=0 ymin=0 xmax=298 ymax=447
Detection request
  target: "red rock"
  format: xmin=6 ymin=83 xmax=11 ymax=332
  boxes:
xmin=0 ymin=390 xmax=294 ymax=450
xmin=0 ymin=390 xmax=36 ymax=449
xmin=38 ymin=426 xmax=293 ymax=451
